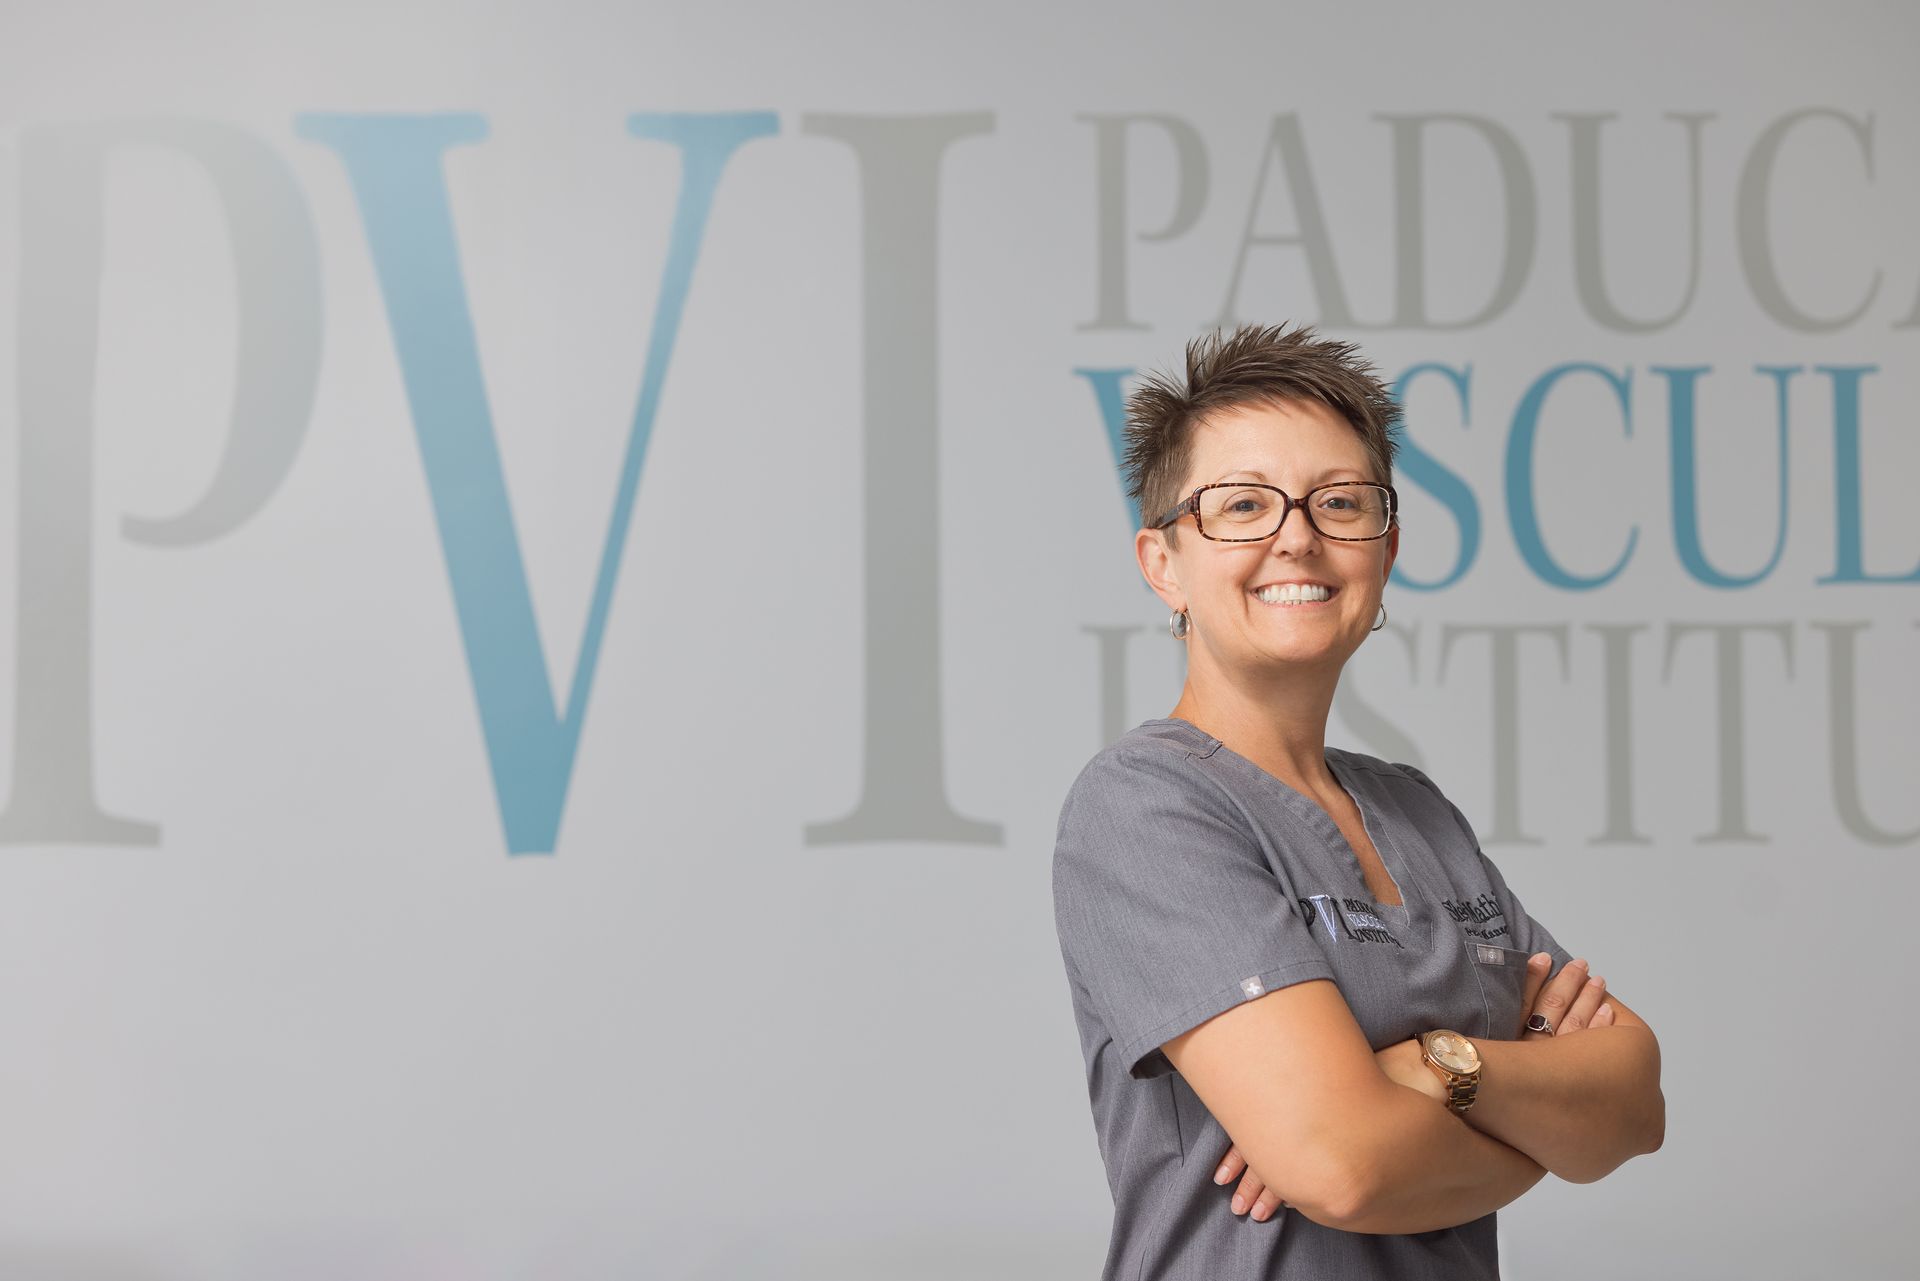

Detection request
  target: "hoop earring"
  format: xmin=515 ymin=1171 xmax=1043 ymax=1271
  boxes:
xmin=1371 ymin=603 xmax=1388 ymax=633
xmin=1169 ymin=609 xmax=1190 ymax=640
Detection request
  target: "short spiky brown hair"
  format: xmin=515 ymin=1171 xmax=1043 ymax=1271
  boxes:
xmin=1123 ymin=322 xmax=1404 ymax=547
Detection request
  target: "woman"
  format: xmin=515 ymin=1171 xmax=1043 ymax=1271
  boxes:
xmin=1051 ymin=323 xmax=1664 ymax=1280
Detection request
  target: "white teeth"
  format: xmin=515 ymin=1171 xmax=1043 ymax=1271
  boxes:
xmin=1253 ymin=584 xmax=1332 ymax=604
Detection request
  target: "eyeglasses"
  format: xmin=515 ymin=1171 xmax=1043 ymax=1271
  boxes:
xmin=1150 ymin=481 xmax=1398 ymax=542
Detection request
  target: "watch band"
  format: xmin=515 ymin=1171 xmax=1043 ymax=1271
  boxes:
xmin=1435 ymin=1072 xmax=1479 ymax=1114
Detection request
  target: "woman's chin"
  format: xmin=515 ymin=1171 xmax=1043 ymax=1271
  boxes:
xmin=1246 ymin=637 xmax=1351 ymax=668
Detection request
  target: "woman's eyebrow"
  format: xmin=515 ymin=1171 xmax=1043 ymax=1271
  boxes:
xmin=1212 ymin=467 xmax=1370 ymax=484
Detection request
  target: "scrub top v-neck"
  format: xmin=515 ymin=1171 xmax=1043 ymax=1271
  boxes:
xmin=1195 ymin=722 xmax=1427 ymax=945
xmin=1051 ymin=717 xmax=1577 ymax=1281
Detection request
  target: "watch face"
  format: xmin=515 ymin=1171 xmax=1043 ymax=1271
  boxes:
xmin=1428 ymin=1031 xmax=1481 ymax=1073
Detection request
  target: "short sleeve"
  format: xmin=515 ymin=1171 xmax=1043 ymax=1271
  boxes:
xmin=1394 ymin=761 xmax=1576 ymax=970
xmin=1052 ymin=744 xmax=1337 ymax=1080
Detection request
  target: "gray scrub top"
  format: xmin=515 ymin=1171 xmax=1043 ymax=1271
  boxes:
xmin=1051 ymin=718 xmax=1576 ymax=1281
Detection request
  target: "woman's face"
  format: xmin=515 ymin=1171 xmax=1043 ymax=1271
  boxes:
xmin=1138 ymin=397 xmax=1400 ymax=678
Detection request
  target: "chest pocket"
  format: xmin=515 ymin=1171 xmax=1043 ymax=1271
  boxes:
xmin=1465 ymin=938 xmax=1535 ymax=1040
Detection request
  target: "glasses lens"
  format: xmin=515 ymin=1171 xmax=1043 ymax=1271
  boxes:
xmin=1197 ymin=485 xmax=1283 ymax=532
xmin=1307 ymin=484 xmax=1391 ymax=537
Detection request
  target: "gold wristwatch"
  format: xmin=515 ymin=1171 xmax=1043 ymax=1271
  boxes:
xmin=1417 ymin=1029 xmax=1483 ymax=1114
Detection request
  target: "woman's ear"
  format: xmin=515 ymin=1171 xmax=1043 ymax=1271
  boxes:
xmin=1136 ymin=527 xmax=1182 ymax=608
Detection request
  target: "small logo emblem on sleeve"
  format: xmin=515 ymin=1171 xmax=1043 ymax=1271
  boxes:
xmin=1240 ymin=976 xmax=1265 ymax=998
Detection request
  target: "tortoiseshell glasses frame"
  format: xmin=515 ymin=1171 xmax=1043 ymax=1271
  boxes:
xmin=1148 ymin=481 xmax=1400 ymax=543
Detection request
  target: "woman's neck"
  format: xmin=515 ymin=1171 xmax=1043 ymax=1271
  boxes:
xmin=1169 ymin=683 xmax=1338 ymax=794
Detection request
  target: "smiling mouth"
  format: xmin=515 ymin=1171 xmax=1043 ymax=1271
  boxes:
xmin=1251 ymin=584 xmax=1338 ymax=605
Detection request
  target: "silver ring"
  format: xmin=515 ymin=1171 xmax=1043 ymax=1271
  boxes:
xmin=1524 ymin=1013 xmax=1555 ymax=1036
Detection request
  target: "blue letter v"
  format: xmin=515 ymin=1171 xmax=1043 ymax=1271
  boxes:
xmin=296 ymin=110 xmax=778 ymax=854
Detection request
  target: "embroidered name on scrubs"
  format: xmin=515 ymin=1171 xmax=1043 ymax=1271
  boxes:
xmin=1442 ymin=891 xmax=1512 ymax=942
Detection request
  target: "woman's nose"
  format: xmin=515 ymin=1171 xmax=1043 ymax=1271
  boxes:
xmin=1271 ymin=497 xmax=1323 ymax=550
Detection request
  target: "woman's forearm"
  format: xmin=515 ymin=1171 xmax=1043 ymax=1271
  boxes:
xmin=1310 ymin=1082 xmax=1548 ymax=1235
xmin=1465 ymin=1026 xmax=1665 ymax=1182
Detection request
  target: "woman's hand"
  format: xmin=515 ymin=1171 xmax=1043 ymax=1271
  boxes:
xmin=1209 ymin=957 xmax=1618 ymax=1220
xmin=1211 ymin=1140 xmax=1288 ymax=1222
xmin=1520 ymin=954 xmax=1614 ymax=1040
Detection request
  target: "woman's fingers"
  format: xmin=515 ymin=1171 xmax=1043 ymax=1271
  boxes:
xmin=1221 ymin=1146 xmax=1266 ymax=1217
xmin=1516 ymin=952 xmax=1551 ymax=1036
xmin=1559 ymin=971 xmax=1607 ymax=1034
xmin=1592 ymin=1000 xmax=1616 ymax=1027
xmin=1214 ymin=1143 xmax=1247 ymax=1188
xmin=1232 ymin=1169 xmax=1267 ymax=1216
xmin=1522 ymin=957 xmax=1592 ymax=1040
xmin=1214 ymin=1142 xmax=1287 ymax=1219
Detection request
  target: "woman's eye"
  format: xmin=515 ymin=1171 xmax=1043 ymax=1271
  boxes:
xmin=1318 ymin=496 xmax=1353 ymax=510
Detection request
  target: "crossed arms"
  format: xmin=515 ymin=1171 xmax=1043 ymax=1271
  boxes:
xmin=1160 ymin=967 xmax=1664 ymax=1235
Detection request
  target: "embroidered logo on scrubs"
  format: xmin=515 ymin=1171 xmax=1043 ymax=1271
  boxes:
xmin=1297 ymin=893 xmax=1403 ymax=948
xmin=1240 ymin=976 xmax=1266 ymax=999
